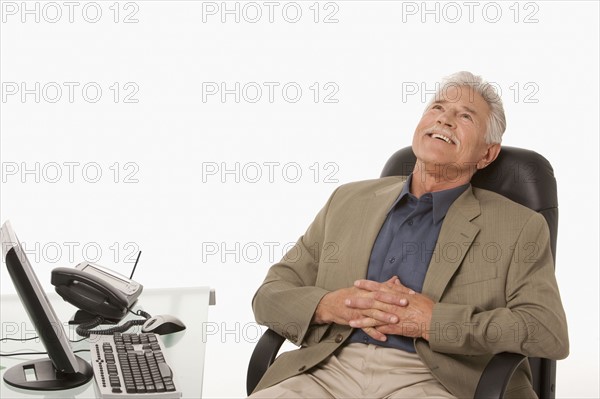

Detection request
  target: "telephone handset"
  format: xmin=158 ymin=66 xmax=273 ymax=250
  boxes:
xmin=51 ymin=262 xmax=143 ymax=321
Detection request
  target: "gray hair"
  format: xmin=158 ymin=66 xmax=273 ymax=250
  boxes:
xmin=425 ymin=71 xmax=506 ymax=144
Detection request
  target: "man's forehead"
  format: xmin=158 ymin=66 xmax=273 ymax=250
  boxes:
xmin=433 ymin=85 xmax=489 ymax=113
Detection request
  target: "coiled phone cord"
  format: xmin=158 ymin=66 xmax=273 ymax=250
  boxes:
xmin=76 ymin=310 xmax=151 ymax=337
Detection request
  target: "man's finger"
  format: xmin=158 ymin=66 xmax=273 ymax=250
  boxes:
xmin=354 ymin=279 xmax=383 ymax=292
xmin=347 ymin=303 xmax=399 ymax=324
xmin=349 ymin=312 xmax=397 ymax=328
xmin=362 ymin=327 xmax=387 ymax=342
xmin=345 ymin=296 xmax=404 ymax=320
xmin=384 ymin=276 xmax=399 ymax=287
xmin=354 ymin=278 xmax=415 ymax=296
xmin=376 ymin=322 xmax=421 ymax=337
xmin=373 ymin=291 xmax=409 ymax=306
xmin=393 ymin=278 xmax=417 ymax=295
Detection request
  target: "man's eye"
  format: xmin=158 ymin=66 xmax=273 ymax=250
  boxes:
xmin=461 ymin=113 xmax=473 ymax=121
xmin=432 ymin=104 xmax=443 ymax=110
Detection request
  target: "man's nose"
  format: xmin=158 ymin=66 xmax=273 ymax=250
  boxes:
xmin=436 ymin=111 xmax=455 ymax=128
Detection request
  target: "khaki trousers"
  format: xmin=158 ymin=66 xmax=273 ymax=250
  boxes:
xmin=249 ymin=343 xmax=456 ymax=399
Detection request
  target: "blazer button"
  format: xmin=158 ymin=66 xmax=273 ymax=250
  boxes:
xmin=335 ymin=334 xmax=344 ymax=343
xmin=298 ymin=366 xmax=306 ymax=372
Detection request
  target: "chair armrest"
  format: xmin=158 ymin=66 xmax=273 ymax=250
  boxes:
xmin=246 ymin=329 xmax=286 ymax=396
xmin=246 ymin=335 xmax=528 ymax=398
xmin=474 ymin=352 xmax=528 ymax=399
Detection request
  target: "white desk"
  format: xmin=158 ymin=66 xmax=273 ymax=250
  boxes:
xmin=0 ymin=287 xmax=214 ymax=398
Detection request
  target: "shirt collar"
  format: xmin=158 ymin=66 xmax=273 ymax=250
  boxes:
xmin=388 ymin=174 xmax=470 ymax=224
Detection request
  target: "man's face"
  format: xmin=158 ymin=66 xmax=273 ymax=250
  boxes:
xmin=412 ymin=84 xmax=499 ymax=177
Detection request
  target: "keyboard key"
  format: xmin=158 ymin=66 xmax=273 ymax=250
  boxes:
xmin=109 ymin=377 xmax=121 ymax=387
xmin=165 ymin=383 xmax=176 ymax=391
xmin=158 ymin=362 xmax=172 ymax=379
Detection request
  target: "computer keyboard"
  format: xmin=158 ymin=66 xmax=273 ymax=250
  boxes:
xmin=90 ymin=332 xmax=182 ymax=398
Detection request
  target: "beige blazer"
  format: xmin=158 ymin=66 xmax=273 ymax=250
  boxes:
xmin=252 ymin=177 xmax=568 ymax=398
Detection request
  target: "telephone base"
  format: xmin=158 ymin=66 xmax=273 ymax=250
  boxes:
xmin=69 ymin=309 xmax=119 ymax=325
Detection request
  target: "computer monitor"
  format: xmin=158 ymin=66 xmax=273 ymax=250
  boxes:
xmin=1 ymin=220 xmax=93 ymax=390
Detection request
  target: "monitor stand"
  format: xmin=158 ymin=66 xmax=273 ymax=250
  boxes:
xmin=3 ymin=355 xmax=93 ymax=390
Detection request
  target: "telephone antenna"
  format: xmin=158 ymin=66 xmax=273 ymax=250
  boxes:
xmin=129 ymin=251 xmax=142 ymax=280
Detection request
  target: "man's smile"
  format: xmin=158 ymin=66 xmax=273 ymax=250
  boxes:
xmin=428 ymin=132 xmax=455 ymax=145
xmin=424 ymin=127 xmax=458 ymax=146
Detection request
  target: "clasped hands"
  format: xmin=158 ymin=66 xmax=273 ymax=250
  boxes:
xmin=313 ymin=276 xmax=434 ymax=342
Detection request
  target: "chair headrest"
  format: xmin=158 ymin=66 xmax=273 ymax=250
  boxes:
xmin=380 ymin=146 xmax=558 ymax=213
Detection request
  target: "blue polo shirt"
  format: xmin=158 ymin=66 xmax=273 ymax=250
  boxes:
xmin=348 ymin=174 xmax=469 ymax=352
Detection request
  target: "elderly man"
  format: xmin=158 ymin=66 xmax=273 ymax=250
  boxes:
xmin=250 ymin=72 xmax=568 ymax=398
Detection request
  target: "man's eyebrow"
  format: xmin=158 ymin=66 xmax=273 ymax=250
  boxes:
xmin=432 ymin=100 xmax=478 ymax=116
xmin=462 ymin=106 xmax=478 ymax=115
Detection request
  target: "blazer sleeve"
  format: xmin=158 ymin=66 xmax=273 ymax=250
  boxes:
xmin=251 ymin=188 xmax=338 ymax=346
xmin=428 ymin=212 xmax=569 ymax=360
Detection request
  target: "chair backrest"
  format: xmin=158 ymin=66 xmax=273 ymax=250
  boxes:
xmin=380 ymin=146 xmax=558 ymax=398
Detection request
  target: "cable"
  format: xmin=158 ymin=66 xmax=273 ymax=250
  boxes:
xmin=2 ymin=309 xmax=151 ymax=353
xmin=1 ymin=311 xmax=150 ymax=355
xmin=128 ymin=308 xmax=143 ymax=316
xmin=0 ymin=336 xmax=50 ymax=353
xmin=0 ymin=351 xmax=48 ymax=357
xmin=1 ymin=336 xmax=93 ymax=343
xmin=1 ymin=336 xmax=40 ymax=342
xmin=1 ymin=336 xmax=90 ymax=356
xmin=2 ymin=309 xmax=152 ymax=355
xmin=76 ymin=310 xmax=151 ymax=337
xmin=0 ymin=349 xmax=90 ymax=357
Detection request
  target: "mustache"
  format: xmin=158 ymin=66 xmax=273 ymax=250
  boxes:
xmin=423 ymin=126 xmax=460 ymax=145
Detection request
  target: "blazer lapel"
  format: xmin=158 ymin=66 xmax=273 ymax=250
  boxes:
xmin=422 ymin=187 xmax=481 ymax=302
xmin=346 ymin=178 xmax=407 ymax=286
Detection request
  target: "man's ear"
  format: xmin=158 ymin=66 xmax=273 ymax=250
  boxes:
xmin=477 ymin=143 xmax=501 ymax=170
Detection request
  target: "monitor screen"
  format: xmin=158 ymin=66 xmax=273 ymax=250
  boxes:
xmin=1 ymin=220 xmax=92 ymax=390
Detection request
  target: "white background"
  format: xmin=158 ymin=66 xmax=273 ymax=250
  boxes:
xmin=1 ymin=1 xmax=598 ymax=397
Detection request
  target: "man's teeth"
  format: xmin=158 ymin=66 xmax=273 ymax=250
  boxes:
xmin=431 ymin=133 xmax=452 ymax=144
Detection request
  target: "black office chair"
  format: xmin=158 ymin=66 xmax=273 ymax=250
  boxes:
xmin=247 ymin=146 xmax=559 ymax=398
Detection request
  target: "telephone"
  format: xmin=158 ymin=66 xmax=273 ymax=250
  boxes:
xmin=51 ymin=262 xmax=143 ymax=321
